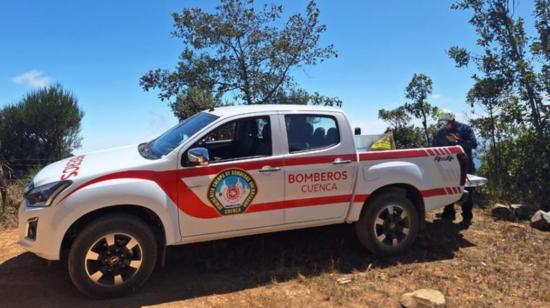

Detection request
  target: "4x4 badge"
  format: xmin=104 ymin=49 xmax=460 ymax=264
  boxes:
xmin=207 ymin=169 xmax=257 ymax=215
xmin=434 ymin=155 xmax=454 ymax=162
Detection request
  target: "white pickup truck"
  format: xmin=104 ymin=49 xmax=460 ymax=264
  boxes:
xmin=19 ymin=105 xmax=470 ymax=297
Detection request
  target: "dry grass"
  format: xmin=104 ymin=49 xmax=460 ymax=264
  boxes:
xmin=0 ymin=207 xmax=548 ymax=307
xmin=0 ymin=183 xmax=23 ymax=230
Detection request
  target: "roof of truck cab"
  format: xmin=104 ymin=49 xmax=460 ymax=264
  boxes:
xmin=206 ymin=104 xmax=344 ymax=118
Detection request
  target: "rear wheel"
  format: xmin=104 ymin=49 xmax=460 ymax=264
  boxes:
xmin=355 ymin=190 xmax=420 ymax=256
xmin=68 ymin=214 xmax=157 ymax=298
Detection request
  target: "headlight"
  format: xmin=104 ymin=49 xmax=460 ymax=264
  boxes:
xmin=24 ymin=181 xmax=72 ymax=207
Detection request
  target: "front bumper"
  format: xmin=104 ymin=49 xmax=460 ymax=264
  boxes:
xmin=18 ymin=199 xmax=62 ymax=260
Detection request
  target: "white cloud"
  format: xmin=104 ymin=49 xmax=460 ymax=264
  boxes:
xmin=432 ymin=94 xmax=442 ymax=99
xmin=11 ymin=70 xmax=53 ymax=88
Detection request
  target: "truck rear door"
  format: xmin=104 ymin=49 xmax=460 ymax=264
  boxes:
xmin=281 ymin=112 xmax=357 ymax=224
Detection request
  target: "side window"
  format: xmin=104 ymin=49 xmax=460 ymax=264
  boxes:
xmin=203 ymin=121 xmax=237 ymax=144
xmin=285 ymin=114 xmax=340 ymax=153
xmin=188 ymin=116 xmax=272 ymax=163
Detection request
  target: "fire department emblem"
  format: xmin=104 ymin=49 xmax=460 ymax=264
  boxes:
xmin=207 ymin=169 xmax=257 ymax=215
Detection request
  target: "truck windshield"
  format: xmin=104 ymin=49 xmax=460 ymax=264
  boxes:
xmin=140 ymin=112 xmax=218 ymax=159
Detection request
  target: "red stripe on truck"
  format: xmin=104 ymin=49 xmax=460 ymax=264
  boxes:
xmin=248 ymin=195 xmax=353 ymax=213
xmin=60 ymin=167 xmax=453 ymax=218
xmin=178 ymin=154 xmax=358 ymax=178
xmin=448 ymin=146 xmax=463 ymax=154
xmin=421 ymin=188 xmax=448 ymax=197
xmin=59 ymin=147 xmax=463 ymax=218
xmin=353 ymin=194 xmax=369 ymax=202
xmin=358 ymin=146 xmax=463 ymax=161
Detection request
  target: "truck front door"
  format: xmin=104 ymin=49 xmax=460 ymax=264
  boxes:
xmin=177 ymin=114 xmax=286 ymax=237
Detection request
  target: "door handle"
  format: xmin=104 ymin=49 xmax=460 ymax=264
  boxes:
xmin=332 ymin=158 xmax=352 ymax=165
xmin=259 ymin=166 xmax=281 ymax=173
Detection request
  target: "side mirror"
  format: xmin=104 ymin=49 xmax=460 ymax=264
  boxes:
xmin=188 ymin=147 xmax=209 ymax=165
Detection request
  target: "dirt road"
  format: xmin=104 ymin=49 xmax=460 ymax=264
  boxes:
xmin=0 ymin=209 xmax=549 ymax=307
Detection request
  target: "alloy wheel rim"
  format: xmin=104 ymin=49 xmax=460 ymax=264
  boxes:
xmin=372 ymin=204 xmax=410 ymax=247
xmin=84 ymin=232 xmax=143 ymax=287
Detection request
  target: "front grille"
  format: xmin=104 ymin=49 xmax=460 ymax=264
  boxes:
xmin=26 ymin=218 xmax=38 ymax=240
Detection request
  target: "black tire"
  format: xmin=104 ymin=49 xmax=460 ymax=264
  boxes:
xmin=355 ymin=190 xmax=420 ymax=256
xmin=68 ymin=214 xmax=158 ymax=298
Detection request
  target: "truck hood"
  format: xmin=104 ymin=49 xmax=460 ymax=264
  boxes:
xmin=32 ymin=144 xmax=154 ymax=187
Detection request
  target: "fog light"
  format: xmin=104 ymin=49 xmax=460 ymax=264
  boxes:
xmin=26 ymin=218 xmax=38 ymax=240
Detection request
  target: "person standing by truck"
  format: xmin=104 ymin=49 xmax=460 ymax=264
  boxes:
xmin=432 ymin=109 xmax=478 ymax=225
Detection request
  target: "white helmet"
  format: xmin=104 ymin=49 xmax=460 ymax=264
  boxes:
xmin=438 ymin=109 xmax=455 ymax=122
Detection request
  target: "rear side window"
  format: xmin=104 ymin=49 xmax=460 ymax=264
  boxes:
xmin=285 ymin=114 xmax=339 ymax=152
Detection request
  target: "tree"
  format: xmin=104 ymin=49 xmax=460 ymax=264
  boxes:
xmin=376 ymin=75 xmax=439 ymax=149
xmin=0 ymin=162 xmax=6 ymax=213
xmin=465 ymin=77 xmax=514 ymax=197
xmin=448 ymin=0 xmax=550 ymax=210
xmin=448 ymin=0 xmax=549 ymax=138
xmin=403 ymin=74 xmax=439 ymax=145
xmin=171 ymin=87 xmax=218 ymax=121
xmin=378 ymin=106 xmax=410 ymax=130
xmin=532 ymin=0 xmax=550 ymax=99
xmin=273 ymin=88 xmax=342 ymax=107
xmin=308 ymin=92 xmax=343 ymax=107
xmin=140 ymin=0 xmax=337 ymax=115
xmin=0 ymin=85 xmax=84 ymax=176
xmin=272 ymin=88 xmax=310 ymax=105
xmin=169 ymin=86 xmax=342 ymax=120
xmin=378 ymin=106 xmax=426 ymax=149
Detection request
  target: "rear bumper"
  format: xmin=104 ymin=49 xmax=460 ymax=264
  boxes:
xmin=465 ymin=174 xmax=488 ymax=188
xmin=457 ymin=174 xmax=487 ymax=205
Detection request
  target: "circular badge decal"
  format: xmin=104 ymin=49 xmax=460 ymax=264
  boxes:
xmin=207 ymin=169 xmax=257 ymax=215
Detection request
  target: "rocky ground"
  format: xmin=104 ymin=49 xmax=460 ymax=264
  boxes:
xmin=0 ymin=209 xmax=549 ymax=307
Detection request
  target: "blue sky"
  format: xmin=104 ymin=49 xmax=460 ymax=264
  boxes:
xmin=0 ymin=0 xmax=538 ymax=154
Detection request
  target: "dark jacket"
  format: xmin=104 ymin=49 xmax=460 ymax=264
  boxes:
xmin=432 ymin=121 xmax=477 ymax=173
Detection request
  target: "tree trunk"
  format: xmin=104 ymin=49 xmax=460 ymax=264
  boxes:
xmin=421 ymin=110 xmax=430 ymax=146
xmin=489 ymin=107 xmax=502 ymax=194
xmin=0 ymin=162 xmax=7 ymax=214
xmin=522 ymin=81 xmax=544 ymax=138
xmin=498 ymin=3 xmax=545 ymax=137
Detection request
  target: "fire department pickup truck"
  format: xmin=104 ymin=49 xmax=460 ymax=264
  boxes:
xmin=19 ymin=105 xmax=469 ymax=297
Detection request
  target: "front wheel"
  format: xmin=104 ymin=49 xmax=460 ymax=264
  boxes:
xmin=68 ymin=214 xmax=158 ymax=298
xmin=355 ymin=191 xmax=420 ymax=256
